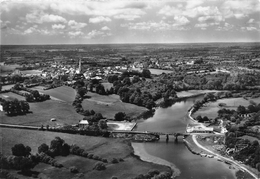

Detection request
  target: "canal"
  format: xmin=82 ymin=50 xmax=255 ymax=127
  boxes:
xmin=133 ymin=93 xmax=236 ymax=179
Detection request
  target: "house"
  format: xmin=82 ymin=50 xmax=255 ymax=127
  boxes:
xmin=78 ymin=120 xmax=89 ymax=128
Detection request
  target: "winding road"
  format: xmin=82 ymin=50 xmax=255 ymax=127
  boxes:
xmin=189 ymin=107 xmax=258 ymax=179
xmin=192 ymin=135 xmax=258 ymax=179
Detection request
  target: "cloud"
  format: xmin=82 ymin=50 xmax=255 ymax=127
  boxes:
xmin=89 ymin=16 xmax=111 ymax=23
xmin=68 ymin=31 xmax=84 ymax=38
xmin=86 ymin=30 xmax=104 ymax=39
xmin=121 ymin=20 xmax=189 ymax=31
xmin=101 ymin=26 xmax=110 ymax=31
xmin=1 ymin=20 xmax=11 ymax=29
xmin=26 ymin=11 xmax=67 ymax=24
xmin=68 ymin=20 xmax=87 ymax=29
xmin=22 ymin=25 xmax=51 ymax=35
xmin=49 ymin=1 xmax=146 ymax=20
xmin=222 ymin=0 xmax=260 ymax=19
xmin=52 ymin=24 xmax=65 ymax=29
xmin=195 ymin=21 xmax=220 ymax=30
xmin=216 ymin=22 xmax=234 ymax=31
xmin=248 ymin=19 xmax=255 ymax=23
xmin=174 ymin=16 xmax=190 ymax=26
xmin=198 ymin=15 xmax=223 ymax=23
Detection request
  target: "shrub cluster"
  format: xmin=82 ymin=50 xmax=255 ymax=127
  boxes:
xmin=37 ymin=152 xmax=63 ymax=168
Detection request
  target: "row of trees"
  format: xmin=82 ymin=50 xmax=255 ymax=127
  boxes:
xmin=11 ymin=83 xmax=50 ymax=102
xmin=225 ymin=132 xmax=260 ymax=170
xmin=1 ymin=98 xmax=30 ymax=116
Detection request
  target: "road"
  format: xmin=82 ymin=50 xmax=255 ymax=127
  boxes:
xmin=192 ymin=135 xmax=258 ymax=179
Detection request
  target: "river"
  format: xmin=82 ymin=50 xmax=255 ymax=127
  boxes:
xmin=133 ymin=93 xmax=237 ymax=179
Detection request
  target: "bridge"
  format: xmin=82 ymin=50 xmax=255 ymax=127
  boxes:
xmin=110 ymin=130 xmax=191 ymax=142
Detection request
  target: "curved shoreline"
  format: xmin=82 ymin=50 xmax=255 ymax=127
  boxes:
xmin=131 ymin=142 xmax=181 ymax=178
xmin=188 ymin=107 xmax=258 ymax=179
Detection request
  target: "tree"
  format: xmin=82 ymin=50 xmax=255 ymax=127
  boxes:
xmin=237 ymin=105 xmax=246 ymax=114
xmin=98 ymin=119 xmax=108 ymax=130
xmin=38 ymin=143 xmax=49 ymax=154
xmin=50 ymin=137 xmax=65 ymax=156
xmin=114 ymin=112 xmax=127 ymax=121
xmin=142 ymin=69 xmax=151 ymax=78
xmin=12 ymin=144 xmax=31 ymax=157
xmin=78 ymin=87 xmax=87 ymax=97
xmin=196 ymin=115 xmax=202 ymax=122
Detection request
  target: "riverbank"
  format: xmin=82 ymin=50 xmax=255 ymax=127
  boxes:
xmin=1 ymin=127 xmax=171 ymax=179
xmin=132 ymin=142 xmax=180 ymax=178
xmin=187 ymin=109 xmax=258 ymax=179
xmin=192 ymin=135 xmax=257 ymax=179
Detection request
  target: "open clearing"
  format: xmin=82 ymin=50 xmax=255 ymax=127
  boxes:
xmin=149 ymin=68 xmax=173 ymax=75
xmin=83 ymin=92 xmax=147 ymax=119
xmin=0 ymin=92 xmax=26 ymax=101
xmin=31 ymin=86 xmax=76 ymax=103
xmin=1 ymin=128 xmax=170 ymax=179
xmin=0 ymin=99 xmax=83 ymax=127
xmin=194 ymin=97 xmax=260 ymax=119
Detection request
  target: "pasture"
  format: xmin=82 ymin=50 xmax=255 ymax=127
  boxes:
xmin=1 ymin=128 xmax=169 ymax=179
xmin=31 ymin=86 xmax=76 ymax=103
xmin=83 ymin=92 xmax=147 ymax=119
xmin=0 ymin=99 xmax=83 ymax=127
xmin=194 ymin=97 xmax=260 ymax=119
xmin=149 ymin=68 xmax=173 ymax=75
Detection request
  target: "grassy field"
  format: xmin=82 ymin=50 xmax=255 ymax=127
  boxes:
xmin=83 ymin=92 xmax=147 ymax=119
xmin=31 ymin=86 xmax=76 ymax=103
xmin=0 ymin=99 xmax=83 ymax=127
xmin=1 ymin=84 xmax=15 ymax=90
xmin=194 ymin=97 xmax=260 ymax=119
xmin=0 ymin=92 xmax=26 ymax=101
xmin=149 ymin=68 xmax=173 ymax=75
xmin=1 ymin=128 xmax=170 ymax=179
xmin=102 ymin=82 xmax=113 ymax=90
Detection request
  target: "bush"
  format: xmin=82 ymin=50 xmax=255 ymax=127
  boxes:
xmin=102 ymin=159 xmax=108 ymax=163
xmin=82 ymin=152 xmax=88 ymax=158
xmin=93 ymin=162 xmax=106 ymax=171
xmin=70 ymin=166 xmax=79 ymax=173
xmin=88 ymin=154 xmax=93 ymax=159
xmin=92 ymin=155 xmax=99 ymax=160
xmin=111 ymin=158 xmax=119 ymax=164
xmin=119 ymin=158 xmax=124 ymax=162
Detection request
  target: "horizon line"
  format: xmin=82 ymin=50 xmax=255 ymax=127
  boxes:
xmin=1 ymin=41 xmax=260 ymax=46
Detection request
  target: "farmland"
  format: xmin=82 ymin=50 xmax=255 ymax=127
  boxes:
xmin=0 ymin=99 xmax=83 ymax=127
xmin=0 ymin=128 xmax=170 ymax=179
xmin=82 ymin=92 xmax=147 ymax=119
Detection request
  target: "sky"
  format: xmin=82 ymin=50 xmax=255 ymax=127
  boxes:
xmin=1 ymin=0 xmax=260 ymax=44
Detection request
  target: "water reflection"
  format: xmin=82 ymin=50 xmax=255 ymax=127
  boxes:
xmin=135 ymin=94 xmax=236 ymax=179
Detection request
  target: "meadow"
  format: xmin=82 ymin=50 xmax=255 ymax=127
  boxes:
xmin=31 ymin=86 xmax=76 ymax=103
xmin=83 ymin=92 xmax=147 ymax=119
xmin=1 ymin=128 xmax=170 ymax=179
xmin=0 ymin=99 xmax=83 ymax=127
xmin=193 ymin=97 xmax=260 ymax=119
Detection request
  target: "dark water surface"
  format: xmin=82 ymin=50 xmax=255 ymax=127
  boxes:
xmin=135 ymin=95 xmax=236 ymax=179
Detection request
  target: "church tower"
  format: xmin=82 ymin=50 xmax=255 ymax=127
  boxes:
xmin=77 ymin=59 xmax=82 ymax=74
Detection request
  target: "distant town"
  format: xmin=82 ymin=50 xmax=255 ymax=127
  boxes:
xmin=1 ymin=43 xmax=260 ymax=179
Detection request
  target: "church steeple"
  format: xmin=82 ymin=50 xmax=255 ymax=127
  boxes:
xmin=77 ymin=58 xmax=82 ymax=74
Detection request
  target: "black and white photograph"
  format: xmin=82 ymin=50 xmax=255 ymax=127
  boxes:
xmin=1 ymin=0 xmax=260 ymax=178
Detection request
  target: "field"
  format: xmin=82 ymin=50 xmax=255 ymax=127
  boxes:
xmin=0 ymin=92 xmax=26 ymax=101
xmin=0 ymin=99 xmax=83 ymax=127
xmin=102 ymin=82 xmax=113 ymax=90
xmin=194 ymin=97 xmax=260 ymax=119
xmin=1 ymin=128 xmax=170 ymax=179
xmin=177 ymin=90 xmax=221 ymax=97
xmin=83 ymin=92 xmax=147 ymax=119
xmin=149 ymin=68 xmax=173 ymax=75
xmin=31 ymin=86 xmax=76 ymax=103
xmin=1 ymin=84 xmax=15 ymax=90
